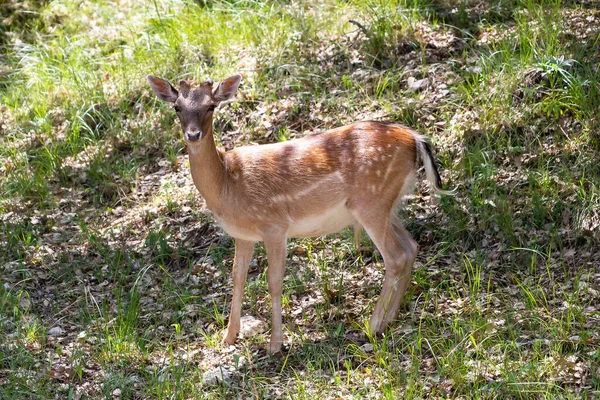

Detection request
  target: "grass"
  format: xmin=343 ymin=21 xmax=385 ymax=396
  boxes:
xmin=1 ymin=0 xmax=599 ymax=398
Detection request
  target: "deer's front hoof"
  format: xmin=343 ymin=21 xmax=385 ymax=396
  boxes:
xmin=267 ymin=339 xmax=283 ymax=355
xmin=223 ymin=329 xmax=238 ymax=345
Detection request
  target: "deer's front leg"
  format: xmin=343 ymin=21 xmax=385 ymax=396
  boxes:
xmin=264 ymin=236 xmax=287 ymax=354
xmin=224 ymin=239 xmax=255 ymax=345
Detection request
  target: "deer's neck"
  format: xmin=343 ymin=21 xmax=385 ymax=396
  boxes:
xmin=187 ymin=130 xmax=226 ymax=214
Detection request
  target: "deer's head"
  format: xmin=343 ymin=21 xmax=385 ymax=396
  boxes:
xmin=147 ymin=74 xmax=241 ymax=143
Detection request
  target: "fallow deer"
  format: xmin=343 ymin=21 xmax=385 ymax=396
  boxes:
xmin=147 ymin=74 xmax=450 ymax=354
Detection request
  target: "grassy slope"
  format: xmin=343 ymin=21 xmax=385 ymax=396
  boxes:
xmin=1 ymin=0 xmax=599 ymax=398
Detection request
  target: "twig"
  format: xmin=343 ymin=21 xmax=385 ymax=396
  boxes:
xmin=348 ymin=19 xmax=370 ymax=37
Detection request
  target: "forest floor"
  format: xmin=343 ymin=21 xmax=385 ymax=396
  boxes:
xmin=1 ymin=0 xmax=600 ymax=398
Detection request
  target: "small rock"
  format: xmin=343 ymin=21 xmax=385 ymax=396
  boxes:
xmin=20 ymin=297 xmax=31 ymax=310
xmin=240 ymin=316 xmax=267 ymax=338
xmin=407 ymin=77 xmax=429 ymax=92
xmin=233 ymin=354 xmax=247 ymax=370
xmin=362 ymin=343 xmax=374 ymax=353
xmin=248 ymin=259 xmax=259 ymax=270
xmin=293 ymin=246 xmax=307 ymax=256
xmin=48 ymin=327 xmax=64 ymax=337
xmin=112 ymin=388 xmax=121 ymax=397
xmin=202 ymin=367 xmax=231 ymax=386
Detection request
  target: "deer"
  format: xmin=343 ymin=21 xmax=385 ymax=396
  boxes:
xmin=147 ymin=73 xmax=450 ymax=354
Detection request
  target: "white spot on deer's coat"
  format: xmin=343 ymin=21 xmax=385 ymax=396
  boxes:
xmin=376 ymin=170 xmax=381 ymax=177
xmin=383 ymin=160 xmax=398 ymax=181
xmin=272 ymin=194 xmax=287 ymax=203
xmin=293 ymin=173 xmax=343 ymax=199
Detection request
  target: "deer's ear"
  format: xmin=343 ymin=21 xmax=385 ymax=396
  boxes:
xmin=147 ymin=75 xmax=178 ymax=102
xmin=213 ymin=74 xmax=241 ymax=103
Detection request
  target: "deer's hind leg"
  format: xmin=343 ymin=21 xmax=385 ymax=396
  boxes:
xmin=352 ymin=209 xmax=417 ymax=334
xmin=383 ymin=214 xmax=417 ymax=325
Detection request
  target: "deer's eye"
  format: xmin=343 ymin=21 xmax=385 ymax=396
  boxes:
xmin=208 ymin=104 xmax=216 ymax=112
xmin=173 ymin=105 xmax=181 ymax=113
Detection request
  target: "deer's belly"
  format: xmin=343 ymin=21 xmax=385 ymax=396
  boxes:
xmin=216 ymin=201 xmax=355 ymax=242
xmin=287 ymin=201 xmax=355 ymax=238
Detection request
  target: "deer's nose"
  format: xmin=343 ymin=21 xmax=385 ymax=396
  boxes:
xmin=185 ymin=130 xmax=202 ymax=141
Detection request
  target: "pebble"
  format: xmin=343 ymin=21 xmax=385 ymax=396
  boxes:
xmin=48 ymin=326 xmax=64 ymax=336
xmin=407 ymin=77 xmax=429 ymax=92
xmin=240 ymin=316 xmax=267 ymax=338
xmin=202 ymin=367 xmax=231 ymax=386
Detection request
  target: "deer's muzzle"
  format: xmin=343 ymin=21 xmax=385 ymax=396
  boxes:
xmin=185 ymin=130 xmax=202 ymax=141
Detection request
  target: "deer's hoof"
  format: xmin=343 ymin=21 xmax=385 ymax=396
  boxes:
xmin=223 ymin=330 xmax=238 ymax=345
xmin=267 ymin=340 xmax=283 ymax=355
